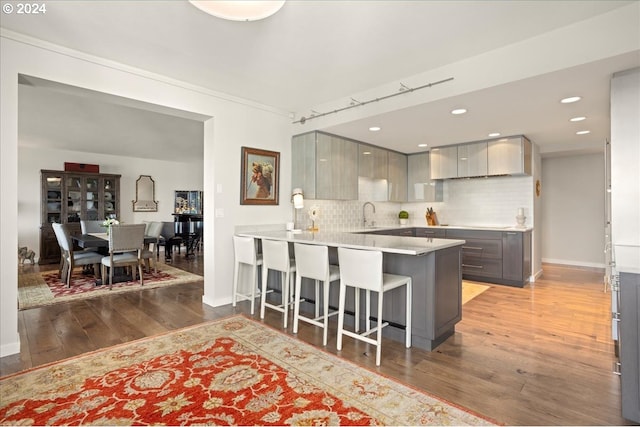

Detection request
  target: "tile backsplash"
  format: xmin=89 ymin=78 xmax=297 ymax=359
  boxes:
xmin=298 ymin=175 xmax=533 ymax=230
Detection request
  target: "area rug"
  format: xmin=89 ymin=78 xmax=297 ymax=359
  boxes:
xmin=462 ymin=281 xmax=491 ymax=305
xmin=0 ymin=315 xmax=496 ymax=426
xmin=18 ymin=264 xmax=202 ymax=310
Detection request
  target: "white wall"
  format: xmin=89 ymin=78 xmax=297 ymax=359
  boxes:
xmin=1 ymin=34 xmax=292 ymax=357
xmin=18 ymin=146 xmax=203 ymax=257
xmin=611 ymin=68 xmax=640 ymax=273
xmin=541 ymin=153 xmax=606 ymax=268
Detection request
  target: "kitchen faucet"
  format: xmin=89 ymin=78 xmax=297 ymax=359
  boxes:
xmin=363 ymin=202 xmax=376 ymax=227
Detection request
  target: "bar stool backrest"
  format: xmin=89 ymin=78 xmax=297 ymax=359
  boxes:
xmin=337 ymin=247 xmax=384 ymax=292
xmin=261 ymin=239 xmax=290 ymax=272
xmin=294 ymin=243 xmax=330 ymax=281
xmin=233 ymin=235 xmax=258 ymax=265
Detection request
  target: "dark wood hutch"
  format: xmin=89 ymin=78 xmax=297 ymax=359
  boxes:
xmin=40 ymin=169 xmax=120 ymax=264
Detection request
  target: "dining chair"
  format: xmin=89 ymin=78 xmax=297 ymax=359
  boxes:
xmin=80 ymin=219 xmax=104 ymax=234
xmin=232 ymin=235 xmax=263 ymax=315
xmin=336 ymin=247 xmax=412 ymax=366
xmin=52 ymin=223 xmax=104 ymax=288
xmin=141 ymin=221 xmax=163 ymax=273
xmin=101 ymin=223 xmax=146 ymax=289
xmin=260 ymin=238 xmax=296 ymax=328
xmin=293 ymin=243 xmax=340 ymax=346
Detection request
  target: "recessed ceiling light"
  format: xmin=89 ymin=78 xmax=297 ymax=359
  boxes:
xmin=561 ymin=96 xmax=581 ymax=104
xmin=418 ymin=143 xmax=428 ymax=148
xmin=576 ymin=130 xmax=591 ymax=135
xmin=570 ymin=116 xmax=586 ymax=122
xmin=488 ymin=132 xmax=501 ymax=137
xmin=451 ymin=108 xmax=467 ymax=115
xmin=369 ymin=126 xmax=381 ymax=132
xmin=362 ymin=151 xmax=371 ymax=155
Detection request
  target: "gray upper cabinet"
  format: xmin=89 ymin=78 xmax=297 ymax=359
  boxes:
xmin=431 ymin=135 xmax=532 ymax=179
xmin=407 ymin=152 xmax=443 ymax=202
xmin=358 ymin=144 xmax=388 ymax=179
xmin=291 ymin=131 xmax=358 ymax=200
xmin=487 ymin=136 xmax=532 ymax=176
xmin=387 ymin=151 xmax=407 ymax=202
xmin=430 ymin=146 xmax=458 ymax=179
xmin=457 ymin=141 xmax=488 ymax=177
xmin=291 ymin=132 xmax=317 ymax=199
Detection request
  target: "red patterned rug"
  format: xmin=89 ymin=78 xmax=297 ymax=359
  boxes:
xmin=18 ymin=264 xmax=202 ymax=310
xmin=0 ymin=316 xmax=496 ymax=426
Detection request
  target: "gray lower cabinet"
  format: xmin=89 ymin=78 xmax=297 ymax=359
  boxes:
xmin=369 ymin=227 xmax=531 ymax=287
xmin=295 ymin=244 xmax=463 ymax=352
xmin=444 ymin=228 xmax=531 ymax=287
xmin=415 ymin=228 xmax=446 ymax=238
xmin=620 ymin=272 xmax=640 ymax=424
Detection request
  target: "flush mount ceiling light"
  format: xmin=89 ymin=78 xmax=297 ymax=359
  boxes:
xmin=560 ymin=96 xmax=581 ymax=104
xmin=488 ymin=132 xmax=501 ymax=137
xmin=189 ymin=0 xmax=286 ymax=21
xmin=570 ymin=116 xmax=587 ymax=122
xmin=369 ymin=126 xmax=381 ymax=132
xmin=418 ymin=143 xmax=428 ymax=148
xmin=451 ymin=108 xmax=467 ymax=115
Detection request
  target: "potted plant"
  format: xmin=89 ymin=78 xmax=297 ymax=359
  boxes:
xmin=398 ymin=210 xmax=409 ymax=226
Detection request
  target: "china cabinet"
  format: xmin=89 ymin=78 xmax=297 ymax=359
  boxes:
xmin=40 ymin=170 xmax=120 ymax=264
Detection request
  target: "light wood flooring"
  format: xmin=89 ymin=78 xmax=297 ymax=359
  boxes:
xmin=2 ymin=252 xmax=630 ymax=426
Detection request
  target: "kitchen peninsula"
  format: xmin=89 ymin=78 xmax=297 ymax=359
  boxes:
xmin=235 ymin=229 xmax=465 ymax=351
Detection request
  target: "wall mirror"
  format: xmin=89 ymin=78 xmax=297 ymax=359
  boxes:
xmin=132 ymin=175 xmax=158 ymax=212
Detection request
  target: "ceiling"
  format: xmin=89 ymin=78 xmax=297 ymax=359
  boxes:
xmin=3 ymin=0 xmax=639 ymax=161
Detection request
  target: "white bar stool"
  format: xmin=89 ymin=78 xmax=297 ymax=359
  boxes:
xmin=232 ymin=235 xmax=263 ymax=315
xmin=336 ymin=247 xmax=412 ymax=366
xmin=293 ymin=243 xmax=340 ymax=346
xmin=260 ymin=239 xmax=296 ymax=328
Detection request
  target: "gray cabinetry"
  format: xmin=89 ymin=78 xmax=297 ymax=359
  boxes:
xmin=430 ymin=135 xmax=532 ymax=179
xmin=457 ymin=141 xmax=488 ymax=177
xmin=487 ymin=136 xmax=532 ymax=176
xmin=291 ymin=132 xmax=317 ymax=199
xmin=407 ymin=152 xmax=443 ymax=202
xmin=387 ymin=151 xmax=407 ymax=202
xmin=430 ymin=146 xmax=458 ymax=179
xmin=446 ymin=229 xmax=503 ymax=280
xmin=502 ymin=231 xmax=531 ymax=282
xmin=620 ymin=272 xmax=640 ymax=424
xmin=358 ymin=143 xmax=388 ymax=179
xmin=292 ymin=131 xmax=358 ymax=200
xmin=415 ymin=228 xmax=446 ymax=238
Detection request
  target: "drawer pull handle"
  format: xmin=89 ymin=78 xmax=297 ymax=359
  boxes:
xmin=462 ymin=263 xmax=484 ymax=269
xmin=462 ymin=246 xmax=483 ymax=251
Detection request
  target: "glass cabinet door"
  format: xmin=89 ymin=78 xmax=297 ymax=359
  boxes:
xmin=85 ymin=177 xmax=100 ymax=220
xmin=65 ymin=176 xmax=84 ymax=222
xmin=45 ymin=175 xmax=63 ymax=223
xmin=103 ymin=178 xmax=117 ymax=218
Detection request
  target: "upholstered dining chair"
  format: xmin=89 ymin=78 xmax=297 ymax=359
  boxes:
xmin=101 ymin=223 xmax=146 ymax=289
xmin=52 ymin=223 xmax=103 ymax=288
xmin=141 ymin=221 xmax=163 ymax=273
xmin=80 ymin=219 xmax=104 ymax=234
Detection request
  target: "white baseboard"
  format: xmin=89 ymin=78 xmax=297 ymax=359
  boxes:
xmin=541 ymin=258 xmax=606 ymax=270
xmin=0 ymin=337 xmax=21 ymax=358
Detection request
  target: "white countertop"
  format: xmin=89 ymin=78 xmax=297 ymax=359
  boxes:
xmin=352 ymin=224 xmax=533 ymax=233
xmin=235 ymin=229 xmax=465 ymax=256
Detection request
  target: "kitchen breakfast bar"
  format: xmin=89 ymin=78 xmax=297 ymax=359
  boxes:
xmin=235 ymin=229 xmax=465 ymax=351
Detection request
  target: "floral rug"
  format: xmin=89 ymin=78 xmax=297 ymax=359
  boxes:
xmin=18 ymin=264 xmax=203 ymax=310
xmin=0 ymin=316 xmax=495 ymax=426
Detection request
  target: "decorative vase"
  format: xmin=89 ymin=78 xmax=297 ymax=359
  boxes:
xmin=400 ymin=219 xmax=407 ymax=225
xmin=516 ymin=215 xmax=526 ymax=227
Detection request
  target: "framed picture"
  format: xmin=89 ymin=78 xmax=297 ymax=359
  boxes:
xmin=240 ymin=147 xmax=280 ymax=205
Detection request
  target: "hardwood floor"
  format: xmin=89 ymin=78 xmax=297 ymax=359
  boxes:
xmin=2 ymin=254 xmax=630 ymax=425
